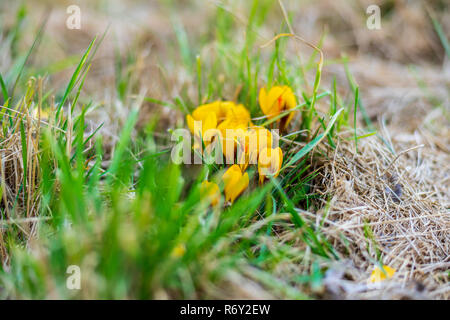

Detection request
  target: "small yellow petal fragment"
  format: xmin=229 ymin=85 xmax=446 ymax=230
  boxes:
xmin=186 ymin=114 xmax=195 ymax=134
xmin=369 ymin=265 xmax=396 ymax=283
xmin=200 ymin=180 xmax=220 ymax=207
xmin=259 ymin=87 xmax=268 ymax=116
xmin=171 ymin=243 xmax=186 ymax=258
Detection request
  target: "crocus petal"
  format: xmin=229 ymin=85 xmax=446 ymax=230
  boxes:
xmin=256 ymin=127 xmax=273 ymax=153
xmin=218 ymin=120 xmax=249 ymax=162
xmin=246 ymin=130 xmax=259 ymax=166
xmin=258 ymin=147 xmax=283 ymax=183
xmin=200 ymin=180 xmax=220 ymax=206
xmin=230 ymin=171 xmax=249 ymax=203
xmin=186 ymin=114 xmax=195 ymax=134
xmin=225 ymin=103 xmax=252 ymax=128
xmin=369 ymin=265 xmax=396 ymax=283
xmin=259 ymin=87 xmax=269 ymax=116
xmin=283 ymin=86 xmax=297 ymax=110
xmin=223 ymin=165 xmax=248 ymax=203
xmin=267 ymin=86 xmax=285 ymax=116
xmin=281 ymin=86 xmax=297 ymax=130
xmin=237 ymin=128 xmax=270 ymax=169
xmin=223 ymin=165 xmax=241 ymax=200
xmin=203 ymin=112 xmax=217 ymax=134
xmin=192 ymin=101 xmax=220 ymax=121
xmin=273 ymin=147 xmax=283 ymax=177
xmin=217 ymin=101 xmax=233 ymax=122
xmin=190 ymin=101 xmax=231 ymax=126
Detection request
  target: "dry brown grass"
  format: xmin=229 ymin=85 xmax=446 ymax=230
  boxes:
xmin=0 ymin=79 xmax=44 ymax=264
xmin=309 ymin=132 xmax=449 ymax=299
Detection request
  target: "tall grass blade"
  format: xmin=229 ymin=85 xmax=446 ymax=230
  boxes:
xmin=283 ymin=108 xmax=343 ymax=169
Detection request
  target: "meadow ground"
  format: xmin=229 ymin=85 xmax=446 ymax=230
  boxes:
xmin=0 ymin=0 xmax=448 ymax=299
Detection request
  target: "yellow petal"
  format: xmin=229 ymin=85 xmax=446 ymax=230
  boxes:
xmin=223 ymin=165 xmax=241 ymax=200
xmin=283 ymin=86 xmax=296 ymax=110
xmin=255 ymin=127 xmax=273 ymax=153
xmin=203 ymin=112 xmax=217 ymax=134
xmin=237 ymin=128 xmax=269 ymax=169
xmin=281 ymin=86 xmax=297 ymax=130
xmin=226 ymin=103 xmax=252 ymax=128
xmin=259 ymin=87 xmax=269 ymax=116
xmin=171 ymin=243 xmax=186 ymax=258
xmin=218 ymin=120 xmax=233 ymax=160
xmin=243 ymin=129 xmax=258 ymax=168
xmin=258 ymin=147 xmax=283 ymax=183
xmin=192 ymin=102 xmax=219 ymax=121
xmin=200 ymin=180 xmax=220 ymax=206
xmin=369 ymin=265 xmax=396 ymax=283
xmin=267 ymin=86 xmax=285 ymax=116
xmin=217 ymin=101 xmax=233 ymax=122
xmin=223 ymin=165 xmax=248 ymax=203
xmin=230 ymin=171 xmax=249 ymax=203
xmin=219 ymin=121 xmax=248 ymax=162
xmin=186 ymin=114 xmax=195 ymax=134
xmin=275 ymin=147 xmax=283 ymax=175
xmin=192 ymin=101 xmax=234 ymax=125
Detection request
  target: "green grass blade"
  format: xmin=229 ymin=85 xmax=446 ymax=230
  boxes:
xmin=0 ymin=73 xmax=8 ymax=102
xmin=283 ymin=108 xmax=343 ymax=169
xmin=428 ymin=9 xmax=450 ymax=59
xmin=56 ymin=37 xmax=97 ymax=119
xmin=10 ymin=12 xmax=48 ymax=100
xmin=105 ymin=109 xmax=139 ymax=188
xmin=343 ymin=58 xmax=373 ymax=131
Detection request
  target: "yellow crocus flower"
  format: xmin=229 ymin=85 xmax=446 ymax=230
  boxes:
xmin=258 ymin=147 xmax=283 ymax=184
xmin=200 ymin=180 xmax=220 ymax=207
xmin=369 ymin=265 xmax=396 ymax=283
xmin=259 ymin=85 xmax=297 ymax=131
xmin=222 ymin=165 xmax=249 ymax=203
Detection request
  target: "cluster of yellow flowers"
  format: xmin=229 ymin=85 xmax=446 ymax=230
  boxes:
xmin=187 ymin=86 xmax=297 ymax=205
